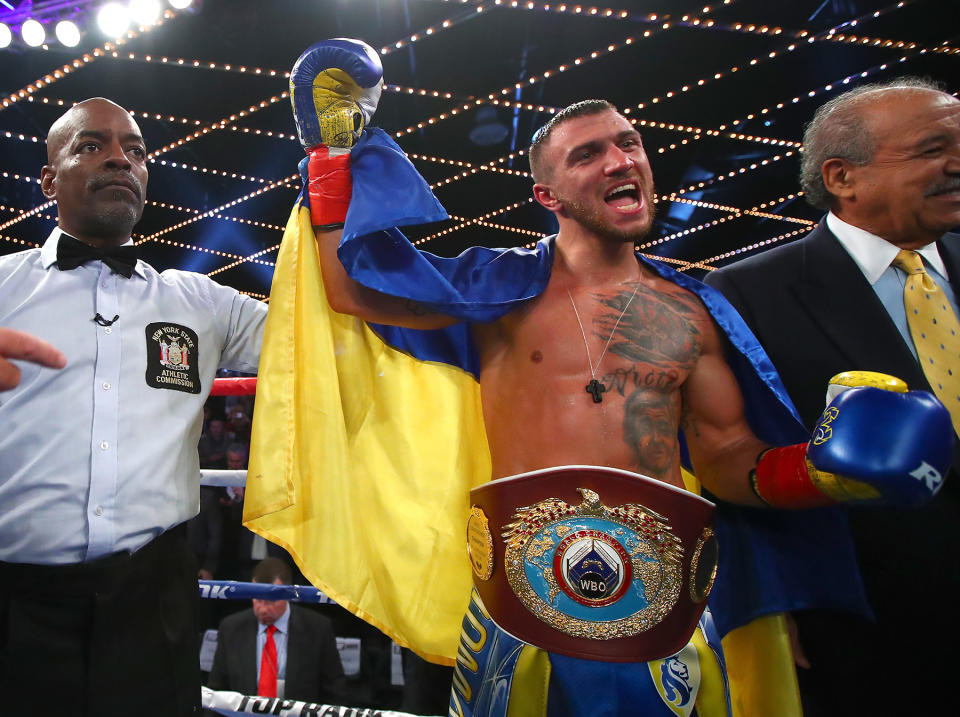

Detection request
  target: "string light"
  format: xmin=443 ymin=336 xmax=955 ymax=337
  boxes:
xmin=447 ymin=213 xmax=545 ymax=239
xmin=0 ymin=12 xmax=174 ymax=111
xmin=688 ymin=225 xmax=815 ymax=272
xmin=152 ymin=158 xmax=284 ymax=184
xmin=717 ymin=53 xmax=920 ymax=130
xmin=638 ymin=194 xmax=814 ymax=251
xmin=381 ymin=3 xmax=487 ymax=57
xmin=393 ymin=29 xmax=657 ymax=138
xmin=624 ymin=0 xmax=916 ymax=112
xmin=438 ymin=0 xmax=732 ymax=22
xmin=414 ymin=198 xmax=535 ymax=247
xmin=672 ymin=151 xmax=797 ymax=197
xmin=0 ymin=233 xmax=40 ymax=249
xmin=384 ymin=84 xmax=456 ymax=99
xmin=641 ymin=253 xmax=717 ymax=271
xmin=483 ymin=97 xmax=800 ymax=152
xmin=138 ymin=173 xmax=297 ymax=244
xmin=148 ymin=92 xmax=289 ymax=160
xmin=0 ymin=172 xmax=50 ymax=232
xmin=226 ymin=125 xmax=299 ymax=145
xmin=206 ymin=243 xmax=281 ymax=277
xmin=116 ymin=50 xmax=288 ymax=78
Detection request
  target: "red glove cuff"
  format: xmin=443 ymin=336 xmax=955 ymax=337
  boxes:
xmin=307 ymin=146 xmax=351 ymax=228
xmin=751 ymin=444 xmax=836 ymax=509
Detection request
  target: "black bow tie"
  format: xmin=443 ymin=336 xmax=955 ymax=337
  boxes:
xmin=56 ymin=234 xmax=138 ymax=278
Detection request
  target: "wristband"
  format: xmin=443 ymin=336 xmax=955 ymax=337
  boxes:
xmin=307 ymin=145 xmax=351 ymax=228
xmin=752 ymin=444 xmax=882 ymax=508
xmin=751 ymin=444 xmax=834 ymax=509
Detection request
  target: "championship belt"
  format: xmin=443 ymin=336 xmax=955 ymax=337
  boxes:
xmin=467 ymin=465 xmax=718 ymax=662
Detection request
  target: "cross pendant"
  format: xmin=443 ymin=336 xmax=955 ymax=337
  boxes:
xmin=585 ymin=379 xmax=606 ymax=403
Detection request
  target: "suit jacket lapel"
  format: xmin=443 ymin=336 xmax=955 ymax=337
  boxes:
xmin=790 ymin=223 xmax=925 ymax=385
xmin=242 ymin=614 xmax=260 ymax=694
xmin=283 ymin=608 xmax=301 ymax=696
xmin=938 ymin=233 xmax=960 ymax=288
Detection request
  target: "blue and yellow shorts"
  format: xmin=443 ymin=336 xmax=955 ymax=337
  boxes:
xmin=449 ymin=588 xmax=731 ymax=717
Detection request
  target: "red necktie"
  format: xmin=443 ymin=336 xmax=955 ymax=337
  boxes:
xmin=258 ymin=624 xmax=278 ymax=697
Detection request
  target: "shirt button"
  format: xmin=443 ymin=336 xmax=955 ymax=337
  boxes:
xmin=94 ymin=506 xmax=104 ymax=516
xmin=104 ymin=327 xmax=113 ymax=334
xmin=102 ymin=382 xmax=111 ymax=390
xmin=101 ymin=282 xmax=108 ymax=288
xmin=99 ymin=440 xmax=109 ymax=451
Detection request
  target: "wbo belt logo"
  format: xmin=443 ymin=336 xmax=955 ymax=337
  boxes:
xmin=556 ymin=531 xmax=631 ymax=607
xmin=502 ymin=488 xmax=683 ymax=640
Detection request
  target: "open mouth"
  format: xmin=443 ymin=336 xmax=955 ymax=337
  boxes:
xmin=604 ymin=182 xmax=643 ymax=212
xmin=928 ymin=185 xmax=960 ymax=199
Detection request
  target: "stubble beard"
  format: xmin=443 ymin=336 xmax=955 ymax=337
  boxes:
xmin=561 ymin=192 xmax=656 ymax=244
xmin=82 ymin=190 xmax=144 ymax=243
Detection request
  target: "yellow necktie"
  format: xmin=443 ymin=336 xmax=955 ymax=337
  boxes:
xmin=892 ymin=249 xmax=960 ymax=436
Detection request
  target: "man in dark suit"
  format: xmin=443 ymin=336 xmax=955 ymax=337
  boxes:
xmin=207 ymin=558 xmax=346 ymax=705
xmin=705 ymin=77 xmax=960 ymax=714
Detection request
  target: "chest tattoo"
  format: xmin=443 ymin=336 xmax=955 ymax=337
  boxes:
xmin=588 ymin=284 xmax=704 ymax=479
xmin=593 ymin=286 xmax=702 ymax=371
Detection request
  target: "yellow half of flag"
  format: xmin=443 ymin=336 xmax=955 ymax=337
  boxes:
xmin=244 ymin=204 xmax=491 ymax=665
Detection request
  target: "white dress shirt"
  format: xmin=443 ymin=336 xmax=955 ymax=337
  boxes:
xmin=0 ymin=228 xmax=267 ymax=564
xmin=826 ymin=211 xmax=959 ymax=360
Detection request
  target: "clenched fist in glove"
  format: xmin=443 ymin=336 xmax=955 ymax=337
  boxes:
xmin=290 ymin=38 xmax=384 ymax=228
xmin=751 ymin=371 xmax=953 ymax=508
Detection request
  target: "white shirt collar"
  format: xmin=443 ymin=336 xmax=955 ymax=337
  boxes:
xmin=40 ymin=226 xmax=146 ymax=279
xmin=826 ymin=212 xmax=947 ymax=284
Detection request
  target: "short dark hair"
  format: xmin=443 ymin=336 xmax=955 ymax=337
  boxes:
xmin=528 ymin=99 xmax=618 ymax=183
xmin=800 ymin=77 xmax=944 ymax=210
xmin=252 ymin=557 xmax=292 ymax=585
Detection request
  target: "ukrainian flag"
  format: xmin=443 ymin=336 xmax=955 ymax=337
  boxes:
xmin=242 ymin=139 xmax=493 ymax=664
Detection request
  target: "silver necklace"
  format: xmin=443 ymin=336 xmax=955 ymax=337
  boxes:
xmin=567 ymin=282 xmax=641 ymax=403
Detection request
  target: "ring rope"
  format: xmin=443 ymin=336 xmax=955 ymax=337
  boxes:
xmin=210 ymin=377 xmax=258 ymax=396
xmin=200 ymin=469 xmax=247 ymax=487
xmin=202 ymin=687 xmax=422 ymax=717
xmin=198 ymin=580 xmax=336 ymax=604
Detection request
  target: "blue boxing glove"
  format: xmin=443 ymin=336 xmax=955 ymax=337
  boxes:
xmin=289 ymin=38 xmax=383 ymax=227
xmin=752 ymin=372 xmax=953 ymax=508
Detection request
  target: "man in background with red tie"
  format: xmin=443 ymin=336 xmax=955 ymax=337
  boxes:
xmin=208 ymin=558 xmax=346 ymax=704
xmin=704 ymin=77 xmax=960 ymax=715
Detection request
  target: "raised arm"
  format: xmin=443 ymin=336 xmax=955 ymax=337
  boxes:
xmin=681 ymin=317 xmax=953 ymax=509
xmin=314 ymin=227 xmax=456 ymax=329
xmin=291 ymin=39 xmax=456 ymax=331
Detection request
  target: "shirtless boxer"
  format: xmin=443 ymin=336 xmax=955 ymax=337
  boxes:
xmin=285 ymin=40 xmax=952 ymax=717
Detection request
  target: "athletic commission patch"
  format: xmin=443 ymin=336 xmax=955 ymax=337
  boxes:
xmin=502 ymin=488 xmax=682 ymax=640
xmin=145 ymin=322 xmax=201 ymax=394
